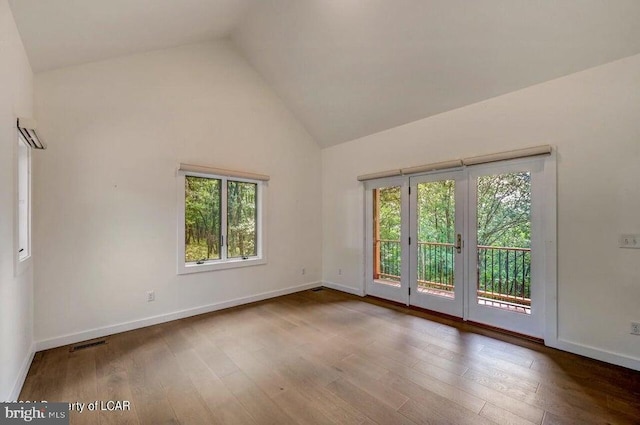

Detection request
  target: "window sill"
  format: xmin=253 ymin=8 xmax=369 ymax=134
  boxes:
xmin=178 ymin=257 xmax=266 ymax=275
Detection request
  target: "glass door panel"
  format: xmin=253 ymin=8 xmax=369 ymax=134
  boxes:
xmin=409 ymin=172 xmax=464 ymax=316
xmin=374 ymin=186 xmax=402 ymax=288
xmin=416 ymin=180 xmax=456 ymax=298
xmin=476 ymin=172 xmax=531 ymax=314
xmin=365 ymin=179 xmax=408 ymax=304
xmin=467 ymin=159 xmax=544 ymax=338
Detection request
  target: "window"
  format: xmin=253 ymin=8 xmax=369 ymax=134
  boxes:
xmin=178 ymin=169 xmax=265 ymax=274
xmin=17 ymin=133 xmax=31 ymax=264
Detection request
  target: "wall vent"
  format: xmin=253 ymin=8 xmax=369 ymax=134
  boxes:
xmin=70 ymin=339 xmax=107 ymax=352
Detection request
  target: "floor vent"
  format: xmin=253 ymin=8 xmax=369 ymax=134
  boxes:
xmin=311 ymin=287 xmax=324 ymax=292
xmin=70 ymin=339 xmax=107 ymax=352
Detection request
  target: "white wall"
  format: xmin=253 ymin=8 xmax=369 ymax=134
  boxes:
xmin=0 ymin=0 xmax=34 ymax=400
xmin=34 ymin=40 xmax=322 ymax=347
xmin=322 ymin=54 xmax=640 ymax=369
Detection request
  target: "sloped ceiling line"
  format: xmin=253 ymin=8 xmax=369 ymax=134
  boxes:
xmin=10 ymin=0 xmax=640 ymax=148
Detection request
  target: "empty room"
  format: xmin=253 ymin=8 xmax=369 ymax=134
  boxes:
xmin=1 ymin=0 xmax=639 ymax=424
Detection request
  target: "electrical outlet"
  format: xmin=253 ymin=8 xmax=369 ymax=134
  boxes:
xmin=631 ymin=322 xmax=640 ymax=335
xmin=302 ymin=268 xmax=306 ymax=275
xmin=619 ymin=234 xmax=640 ymax=249
xmin=147 ymin=290 xmax=155 ymax=302
xmin=338 ymin=268 xmax=342 ymax=275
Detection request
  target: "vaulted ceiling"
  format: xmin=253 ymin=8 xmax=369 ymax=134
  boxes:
xmin=10 ymin=0 xmax=640 ymax=147
xmin=8 ymin=0 xmax=255 ymax=72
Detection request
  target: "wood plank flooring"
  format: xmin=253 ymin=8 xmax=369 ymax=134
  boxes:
xmin=19 ymin=288 xmax=640 ymax=424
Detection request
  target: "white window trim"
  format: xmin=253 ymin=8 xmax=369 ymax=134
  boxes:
xmin=15 ymin=131 xmax=32 ymax=276
xmin=177 ymin=170 xmax=267 ymax=274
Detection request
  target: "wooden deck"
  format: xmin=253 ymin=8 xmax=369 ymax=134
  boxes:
xmin=376 ymin=279 xmax=531 ymax=314
xmin=20 ymin=288 xmax=640 ymax=424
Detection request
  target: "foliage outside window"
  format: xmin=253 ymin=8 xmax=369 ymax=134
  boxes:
xmin=185 ymin=176 xmax=222 ymax=262
xmin=375 ymin=186 xmax=402 ymax=281
xmin=180 ymin=172 xmax=263 ymax=273
xmin=374 ymin=172 xmax=532 ymax=301
xmin=226 ymin=180 xmax=258 ymax=259
xmin=477 ymin=172 xmax=531 ymax=302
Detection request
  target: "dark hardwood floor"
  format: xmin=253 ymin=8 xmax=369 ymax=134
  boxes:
xmin=20 ymin=288 xmax=640 ymax=424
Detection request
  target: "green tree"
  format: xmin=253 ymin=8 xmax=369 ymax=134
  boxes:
xmin=376 ymin=172 xmax=532 ymax=300
xmin=227 ymin=181 xmax=257 ymax=258
xmin=185 ymin=176 xmax=221 ymax=261
xmin=417 ymin=180 xmax=455 ymax=243
xmin=477 ymin=172 xmax=531 ymax=300
xmin=477 ymin=172 xmax=531 ymax=248
xmin=377 ymin=187 xmax=402 ymax=278
xmin=378 ymin=187 xmax=401 ymax=240
xmin=185 ymin=177 xmax=258 ymax=263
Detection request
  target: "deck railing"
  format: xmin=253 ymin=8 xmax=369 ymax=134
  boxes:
xmin=417 ymin=241 xmax=455 ymax=292
xmin=477 ymin=245 xmax=531 ymax=306
xmin=377 ymin=239 xmax=402 ymax=281
xmin=375 ymin=240 xmax=531 ymax=306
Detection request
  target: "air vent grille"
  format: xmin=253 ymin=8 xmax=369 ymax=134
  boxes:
xmin=70 ymin=339 xmax=107 ymax=352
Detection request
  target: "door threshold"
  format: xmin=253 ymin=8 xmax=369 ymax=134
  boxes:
xmin=364 ymin=294 xmax=544 ymax=345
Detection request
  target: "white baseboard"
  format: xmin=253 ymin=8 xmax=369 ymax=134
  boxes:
xmin=8 ymin=343 xmax=35 ymax=401
xmin=548 ymin=338 xmax=640 ymax=371
xmin=323 ymin=281 xmax=365 ymax=297
xmin=35 ymin=282 xmax=320 ymax=352
xmin=29 ymin=279 xmax=640 ymax=380
xmin=323 ymin=281 xmax=640 ymax=372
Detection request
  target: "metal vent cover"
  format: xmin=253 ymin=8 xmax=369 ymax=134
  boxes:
xmin=70 ymin=339 xmax=107 ymax=352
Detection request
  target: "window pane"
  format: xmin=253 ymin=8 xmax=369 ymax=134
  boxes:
xmin=417 ymin=180 xmax=455 ymax=298
xmin=185 ymin=176 xmax=221 ymax=262
xmin=227 ymin=181 xmax=257 ymax=259
xmin=373 ymin=186 xmax=402 ymax=287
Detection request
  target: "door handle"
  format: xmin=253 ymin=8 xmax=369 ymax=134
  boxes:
xmin=455 ymin=234 xmax=462 ymax=254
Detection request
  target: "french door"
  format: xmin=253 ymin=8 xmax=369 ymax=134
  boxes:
xmin=366 ymin=157 xmax=548 ymax=339
xmin=466 ymin=159 xmax=544 ymax=337
xmin=365 ymin=177 xmax=409 ymax=304
xmin=408 ymin=171 xmax=465 ymax=317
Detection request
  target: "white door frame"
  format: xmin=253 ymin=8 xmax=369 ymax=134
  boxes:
xmin=466 ymin=157 xmax=545 ymax=338
xmin=408 ymin=170 xmax=466 ymax=317
xmin=364 ymin=176 xmax=409 ymax=305
xmin=362 ymin=153 xmax=557 ymax=341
